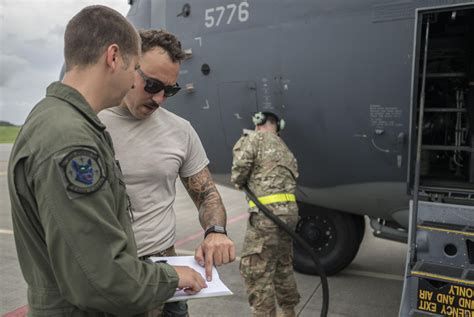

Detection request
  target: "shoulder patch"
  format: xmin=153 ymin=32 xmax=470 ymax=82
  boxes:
xmin=60 ymin=149 xmax=106 ymax=194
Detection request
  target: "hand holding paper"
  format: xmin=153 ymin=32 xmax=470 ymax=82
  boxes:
xmin=151 ymin=256 xmax=233 ymax=302
xmin=173 ymin=265 xmax=207 ymax=295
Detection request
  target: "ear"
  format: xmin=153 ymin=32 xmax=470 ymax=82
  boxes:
xmin=105 ymin=44 xmax=120 ymax=70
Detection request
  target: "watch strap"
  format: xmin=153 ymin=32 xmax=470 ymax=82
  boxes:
xmin=204 ymin=225 xmax=227 ymax=239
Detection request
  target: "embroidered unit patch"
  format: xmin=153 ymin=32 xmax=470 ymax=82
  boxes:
xmin=60 ymin=149 xmax=106 ymax=194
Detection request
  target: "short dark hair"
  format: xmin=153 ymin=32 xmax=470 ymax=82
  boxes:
xmin=261 ymin=112 xmax=279 ymax=125
xmin=139 ymin=29 xmax=185 ymax=63
xmin=64 ymin=5 xmax=140 ymax=71
xmin=266 ymin=116 xmax=278 ymax=125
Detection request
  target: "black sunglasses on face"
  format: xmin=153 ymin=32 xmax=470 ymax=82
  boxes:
xmin=136 ymin=68 xmax=181 ymax=97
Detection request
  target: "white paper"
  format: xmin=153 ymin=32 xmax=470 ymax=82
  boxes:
xmin=150 ymin=256 xmax=233 ymax=302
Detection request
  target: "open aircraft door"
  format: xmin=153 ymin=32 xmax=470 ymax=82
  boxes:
xmin=400 ymin=3 xmax=474 ymax=316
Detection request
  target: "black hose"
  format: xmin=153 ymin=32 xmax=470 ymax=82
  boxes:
xmin=243 ymin=185 xmax=329 ymax=317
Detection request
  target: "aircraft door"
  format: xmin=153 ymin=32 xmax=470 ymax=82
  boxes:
xmin=218 ymin=81 xmax=258 ymax=148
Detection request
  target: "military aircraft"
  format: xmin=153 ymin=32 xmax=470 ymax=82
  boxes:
xmin=126 ymin=0 xmax=474 ymax=276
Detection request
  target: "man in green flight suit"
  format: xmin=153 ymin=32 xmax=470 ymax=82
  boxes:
xmin=231 ymin=112 xmax=301 ymax=317
xmin=8 ymin=5 xmax=206 ymax=316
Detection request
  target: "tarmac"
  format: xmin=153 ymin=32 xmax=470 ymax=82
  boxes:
xmin=0 ymin=143 xmax=407 ymax=316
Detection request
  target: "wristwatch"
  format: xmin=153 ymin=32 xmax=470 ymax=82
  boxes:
xmin=204 ymin=225 xmax=227 ymax=238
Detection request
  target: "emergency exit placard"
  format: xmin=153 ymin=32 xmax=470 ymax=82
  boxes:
xmin=417 ymin=278 xmax=474 ymax=316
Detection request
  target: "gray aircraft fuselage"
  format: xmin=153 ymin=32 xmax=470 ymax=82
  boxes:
xmin=126 ymin=0 xmax=474 ymax=274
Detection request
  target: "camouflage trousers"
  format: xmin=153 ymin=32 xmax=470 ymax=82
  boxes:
xmin=240 ymin=212 xmax=300 ymax=317
xmin=142 ymin=246 xmax=189 ymax=317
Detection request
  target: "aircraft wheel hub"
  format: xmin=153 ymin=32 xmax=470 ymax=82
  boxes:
xmin=297 ymin=215 xmax=337 ymax=255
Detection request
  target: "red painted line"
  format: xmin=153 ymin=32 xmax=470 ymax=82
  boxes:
xmin=174 ymin=231 xmax=203 ymax=247
xmin=2 ymin=305 xmax=28 ymax=317
xmin=175 ymin=212 xmax=248 ymax=247
xmin=227 ymin=212 xmax=249 ymax=224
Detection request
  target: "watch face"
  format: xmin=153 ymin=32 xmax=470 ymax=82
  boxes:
xmin=206 ymin=225 xmax=227 ymax=237
xmin=213 ymin=226 xmax=226 ymax=233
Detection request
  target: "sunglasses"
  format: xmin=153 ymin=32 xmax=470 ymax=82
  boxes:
xmin=136 ymin=68 xmax=181 ymax=97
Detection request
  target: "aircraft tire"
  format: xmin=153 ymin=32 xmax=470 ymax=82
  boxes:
xmin=353 ymin=214 xmax=366 ymax=244
xmin=293 ymin=206 xmax=363 ymax=276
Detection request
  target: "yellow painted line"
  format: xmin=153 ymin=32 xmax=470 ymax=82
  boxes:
xmin=0 ymin=229 xmax=14 ymax=235
xmin=411 ymin=270 xmax=474 ymax=286
xmin=417 ymin=225 xmax=474 ymax=237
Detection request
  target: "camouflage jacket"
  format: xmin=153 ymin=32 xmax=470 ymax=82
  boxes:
xmin=231 ymin=130 xmax=298 ymax=215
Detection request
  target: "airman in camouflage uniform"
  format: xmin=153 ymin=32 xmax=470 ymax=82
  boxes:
xmin=231 ymin=112 xmax=300 ymax=317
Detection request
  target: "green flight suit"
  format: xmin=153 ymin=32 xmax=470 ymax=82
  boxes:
xmin=8 ymin=82 xmax=179 ymax=316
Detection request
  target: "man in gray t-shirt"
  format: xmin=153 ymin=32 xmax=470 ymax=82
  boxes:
xmin=99 ymin=29 xmax=235 ymax=317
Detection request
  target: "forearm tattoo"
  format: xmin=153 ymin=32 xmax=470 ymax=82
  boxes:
xmin=181 ymin=167 xmax=227 ymax=229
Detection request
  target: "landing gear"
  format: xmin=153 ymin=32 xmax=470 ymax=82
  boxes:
xmin=293 ymin=204 xmax=365 ymax=276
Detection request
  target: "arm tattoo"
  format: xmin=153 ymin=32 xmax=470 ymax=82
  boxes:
xmin=181 ymin=167 xmax=227 ymax=229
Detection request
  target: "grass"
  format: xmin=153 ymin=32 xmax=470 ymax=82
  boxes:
xmin=0 ymin=126 xmax=21 ymax=144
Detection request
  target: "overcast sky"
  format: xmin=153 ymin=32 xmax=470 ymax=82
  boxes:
xmin=0 ymin=0 xmax=131 ymax=125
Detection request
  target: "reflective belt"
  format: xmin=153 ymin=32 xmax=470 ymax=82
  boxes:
xmin=248 ymin=193 xmax=296 ymax=208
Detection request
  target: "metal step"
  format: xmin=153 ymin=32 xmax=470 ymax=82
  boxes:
xmin=399 ymin=201 xmax=474 ymax=316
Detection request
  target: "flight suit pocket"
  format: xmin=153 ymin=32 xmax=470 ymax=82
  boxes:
xmin=114 ymin=160 xmax=126 ymax=188
xmin=106 ymin=159 xmax=134 ymax=221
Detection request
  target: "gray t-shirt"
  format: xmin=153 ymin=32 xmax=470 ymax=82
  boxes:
xmin=99 ymin=106 xmax=209 ymax=257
